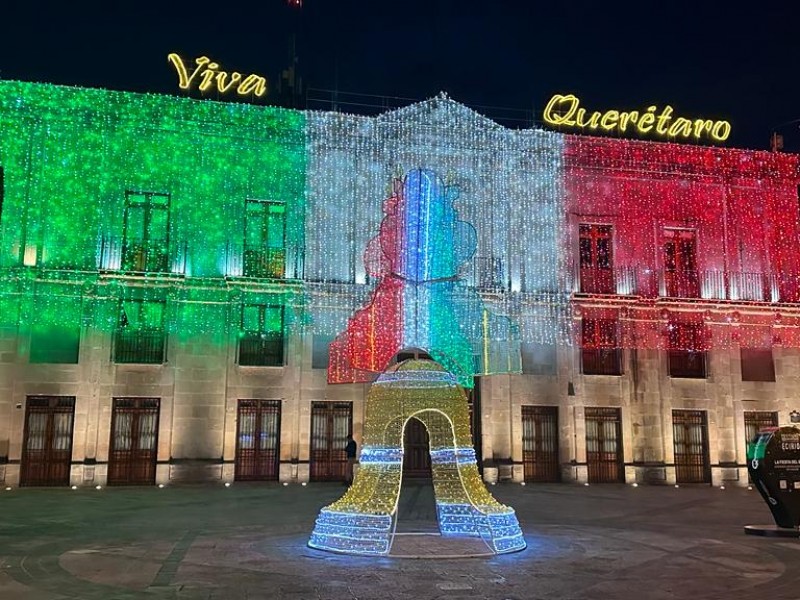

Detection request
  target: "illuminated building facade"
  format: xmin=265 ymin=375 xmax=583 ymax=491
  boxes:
xmin=0 ymin=81 xmax=797 ymax=489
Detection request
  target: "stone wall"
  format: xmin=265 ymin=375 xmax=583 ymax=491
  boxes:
xmin=0 ymin=327 xmax=795 ymax=488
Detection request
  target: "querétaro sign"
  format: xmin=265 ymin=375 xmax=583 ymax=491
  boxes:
xmin=747 ymin=426 xmax=800 ymax=529
xmin=542 ymin=94 xmax=732 ymax=143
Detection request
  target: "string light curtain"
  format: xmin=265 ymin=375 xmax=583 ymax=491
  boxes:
xmin=0 ymin=81 xmax=306 ymax=344
xmin=3 ymin=81 xmax=800 ymax=356
xmin=304 ymin=94 xmax=571 ymax=381
xmin=565 ymin=136 xmax=800 ymax=351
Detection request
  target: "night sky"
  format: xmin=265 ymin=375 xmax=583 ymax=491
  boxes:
xmin=2 ymin=1 xmax=799 ymax=151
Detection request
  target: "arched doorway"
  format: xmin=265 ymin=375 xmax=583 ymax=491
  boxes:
xmin=396 ymin=416 xmax=437 ymax=532
xmin=403 ymin=417 xmax=432 ymax=477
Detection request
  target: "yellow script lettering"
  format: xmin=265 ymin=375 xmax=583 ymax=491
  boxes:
xmin=667 ymin=117 xmax=694 ymax=138
xmin=168 ymin=53 xmax=268 ymax=99
xmin=600 ymin=110 xmax=619 ymax=131
xmin=237 ymin=74 xmax=268 ymax=97
xmin=656 ymin=106 xmax=673 ymax=135
xmin=541 ymin=93 xmax=731 ymax=143
xmin=618 ymin=111 xmax=638 ymax=132
xmin=168 ymin=54 xmax=210 ymax=90
xmin=543 ymin=94 xmax=579 ymax=126
xmin=692 ymin=119 xmax=714 ymax=138
xmin=637 ymin=107 xmax=657 ymax=133
xmin=216 ymin=71 xmax=243 ymax=93
xmin=711 ymin=121 xmax=732 ymax=141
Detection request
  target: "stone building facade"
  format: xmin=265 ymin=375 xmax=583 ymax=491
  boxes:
xmin=0 ymin=81 xmax=798 ymax=488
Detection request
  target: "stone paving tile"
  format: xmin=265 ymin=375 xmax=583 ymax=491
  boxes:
xmin=0 ymin=482 xmax=798 ymax=599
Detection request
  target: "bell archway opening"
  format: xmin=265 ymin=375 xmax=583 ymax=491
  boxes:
xmin=395 ymin=415 xmax=436 ymax=533
xmin=402 ymin=416 xmax=432 ymax=478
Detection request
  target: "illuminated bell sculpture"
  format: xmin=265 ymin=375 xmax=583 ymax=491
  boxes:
xmin=310 ymin=169 xmax=524 ymax=555
xmin=308 ymin=359 xmax=525 ymax=555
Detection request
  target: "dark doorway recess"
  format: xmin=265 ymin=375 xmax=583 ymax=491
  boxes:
xmin=403 ymin=417 xmax=432 ymax=478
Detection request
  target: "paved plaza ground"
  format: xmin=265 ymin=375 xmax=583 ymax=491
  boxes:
xmin=0 ymin=480 xmax=798 ymax=600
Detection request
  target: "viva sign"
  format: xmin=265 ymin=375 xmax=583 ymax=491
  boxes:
xmin=167 ymin=53 xmax=268 ymax=98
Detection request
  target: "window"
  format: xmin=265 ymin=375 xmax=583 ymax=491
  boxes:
xmin=244 ymin=200 xmax=286 ymax=278
xmin=521 ymin=342 xmax=557 ymax=375
xmin=113 ymin=299 xmax=166 ymax=364
xmin=663 ymin=229 xmax=699 ymax=298
xmin=312 ymin=334 xmax=334 ymax=369
xmin=122 ymin=192 xmax=170 ymax=273
xmin=740 ymin=348 xmax=775 ymax=382
xmin=238 ymin=304 xmax=284 ymax=366
xmin=30 ymin=325 xmax=80 ymax=364
xmin=579 ymin=224 xmax=614 ymax=294
xmin=744 ymin=411 xmax=778 ymax=446
xmin=581 ymin=319 xmax=621 ymax=375
xmin=29 ymin=293 xmax=81 ymax=364
xmin=668 ymin=321 xmax=706 ymax=378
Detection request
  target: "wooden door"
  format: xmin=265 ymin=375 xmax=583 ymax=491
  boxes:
xmin=235 ymin=399 xmax=281 ymax=481
xmin=20 ymin=396 xmax=75 ymax=487
xmin=672 ymin=410 xmax=710 ymax=484
xmin=664 ymin=229 xmax=699 ymax=298
xmin=522 ymin=406 xmax=560 ymax=482
xmin=108 ymin=398 xmax=160 ymax=485
xmin=579 ymin=224 xmax=614 ymax=293
xmin=403 ymin=417 xmax=432 ymax=478
xmin=585 ymin=407 xmax=624 ymax=483
xmin=310 ymin=402 xmax=352 ymax=481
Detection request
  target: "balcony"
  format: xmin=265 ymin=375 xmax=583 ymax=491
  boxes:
xmin=223 ymin=243 xmax=304 ymax=280
xmin=113 ymin=329 xmax=166 ymax=364
xmin=728 ymin=272 xmax=778 ymax=302
xmin=662 ymin=270 xmax=700 ymax=299
xmin=243 ymin=247 xmax=285 ymax=279
xmin=99 ymin=237 xmax=187 ymax=275
xmin=576 ymin=267 xmax=783 ymax=302
xmin=579 ymin=267 xmax=616 ymax=294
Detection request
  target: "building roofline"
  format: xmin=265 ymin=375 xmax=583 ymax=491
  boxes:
xmin=1 ymin=79 xmax=797 ymax=164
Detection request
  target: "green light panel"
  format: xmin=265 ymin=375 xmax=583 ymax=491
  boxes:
xmin=0 ymin=81 xmax=306 ymax=344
